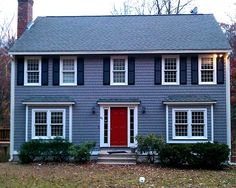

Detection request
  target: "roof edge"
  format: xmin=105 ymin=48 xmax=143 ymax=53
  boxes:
xmin=9 ymin=49 xmax=231 ymax=55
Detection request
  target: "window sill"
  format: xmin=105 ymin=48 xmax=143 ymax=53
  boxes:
xmin=24 ymin=83 xmax=41 ymax=86
xmin=172 ymin=136 xmax=207 ymax=140
xmin=59 ymin=83 xmax=77 ymax=86
xmin=32 ymin=136 xmax=64 ymax=139
xmin=198 ymin=82 xmax=216 ymax=85
xmin=162 ymin=83 xmax=180 ymax=85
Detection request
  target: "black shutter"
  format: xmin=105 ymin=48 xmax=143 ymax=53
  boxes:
xmin=191 ymin=56 xmax=198 ymax=85
xmin=53 ymin=57 xmax=60 ymax=85
xmin=103 ymin=58 xmax=110 ymax=85
xmin=217 ymin=56 xmax=224 ymax=84
xmin=180 ymin=56 xmax=187 ymax=85
xmin=154 ymin=56 xmax=162 ymax=85
xmin=17 ymin=57 xmax=24 ymax=85
xmin=128 ymin=57 xmax=135 ymax=85
xmin=77 ymin=58 xmax=84 ymax=85
xmin=41 ymin=58 xmax=49 ymax=86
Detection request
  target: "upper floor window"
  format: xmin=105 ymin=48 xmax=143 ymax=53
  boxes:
xmin=24 ymin=57 xmax=41 ymax=86
xmin=173 ymin=108 xmax=207 ymax=139
xmin=199 ymin=55 xmax=216 ymax=84
xmin=32 ymin=109 xmax=65 ymax=139
xmin=110 ymin=56 xmax=128 ymax=85
xmin=162 ymin=55 xmax=180 ymax=85
xmin=60 ymin=56 xmax=77 ymax=86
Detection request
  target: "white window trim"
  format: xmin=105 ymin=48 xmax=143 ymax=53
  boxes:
xmin=172 ymin=108 xmax=207 ymax=140
xmin=198 ymin=55 xmax=217 ymax=85
xmin=162 ymin=55 xmax=180 ymax=85
xmin=110 ymin=56 xmax=128 ymax=86
xmin=24 ymin=56 xmax=42 ymax=86
xmin=32 ymin=109 xmax=66 ymax=139
xmin=60 ymin=56 xmax=77 ymax=86
xmin=99 ymin=105 xmax=138 ymax=147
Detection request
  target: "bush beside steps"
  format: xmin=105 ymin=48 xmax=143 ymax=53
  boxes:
xmin=18 ymin=137 xmax=95 ymax=164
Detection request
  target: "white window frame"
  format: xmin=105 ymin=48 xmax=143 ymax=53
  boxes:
xmin=32 ymin=109 xmax=66 ymax=139
xmin=24 ymin=56 xmax=42 ymax=86
xmin=99 ymin=105 xmax=138 ymax=147
xmin=60 ymin=56 xmax=77 ymax=86
xmin=162 ymin=55 xmax=180 ymax=85
xmin=198 ymin=55 xmax=217 ymax=85
xmin=172 ymin=108 xmax=207 ymax=140
xmin=110 ymin=56 xmax=128 ymax=85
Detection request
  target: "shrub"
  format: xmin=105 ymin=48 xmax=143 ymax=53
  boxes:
xmin=188 ymin=142 xmax=230 ymax=169
xmin=18 ymin=138 xmax=72 ymax=164
xmin=158 ymin=144 xmax=192 ymax=167
xmin=68 ymin=142 xmax=96 ymax=163
xmin=158 ymin=142 xmax=230 ymax=169
xmin=136 ymin=134 xmax=164 ymax=163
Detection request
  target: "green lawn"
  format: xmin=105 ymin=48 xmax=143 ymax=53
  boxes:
xmin=0 ymin=163 xmax=235 ymax=187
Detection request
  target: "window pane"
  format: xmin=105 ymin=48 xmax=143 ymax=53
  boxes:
xmin=113 ymin=72 xmax=125 ymax=83
xmin=28 ymin=72 xmax=39 ymax=83
xmin=130 ymin=109 xmax=134 ymax=144
xmin=27 ymin=60 xmax=39 ymax=71
xmin=164 ymin=71 xmax=176 ymax=82
xmin=192 ymin=124 xmax=204 ymax=136
xmin=201 ymin=70 xmax=213 ymax=82
xmin=165 ymin=58 xmax=176 ymax=70
xmin=113 ymin=59 xmax=125 ymax=70
xmin=175 ymin=125 xmax=188 ymax=136
xmin=192 ymin=112 xmax=204 ymax=124
xmin=63 ymin=59 xmax=75 ymax=71
xmin=201 ymin=58 xmax=213 ymax=70
xmin=104 ymin=109 xmax=108 ymax=144
xmin=35 ymin=112 xmax=47 ymax=124
xmin=51 ymin=125 xmax=63 ymax=136
xmin=51 ymin=112 xmax=63 ymax=124
xmin=175 ymin=112 xmax=187 ymax=124
xmin=35 ymin=124 xmax=47 ymax=136
xmin=63 ymin=72 xmax=75 ymax=83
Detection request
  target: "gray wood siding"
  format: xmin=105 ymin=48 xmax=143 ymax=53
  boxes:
xmin=14 ymin=55 xmax=227 ymax=151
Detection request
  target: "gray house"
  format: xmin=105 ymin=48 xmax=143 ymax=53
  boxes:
xmin=10 ymin=0 xmax=231 ymax=161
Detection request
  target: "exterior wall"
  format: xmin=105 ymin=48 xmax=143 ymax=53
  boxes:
xmin=13 ymin=54 xmax=227 ymax=153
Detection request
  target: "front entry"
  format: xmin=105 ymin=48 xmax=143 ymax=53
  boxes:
xmin=110 ymin=107 xmax=128 ymax=146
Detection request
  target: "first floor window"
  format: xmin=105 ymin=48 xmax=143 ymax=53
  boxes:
xmin=33 ymin=109 xmax=65 ymax=138
xmin=111 ymin=56 xmax=128 ymax=85
xmin=162 ymin=55 xmax=179 ymax=85
xmin=199 ymin=55 xmax=216 ymax=84
xmin=60 ymin=57 xmax=77 ymax=85
xmin=25 ymin=57 xmax=41 ymax=85
xmin=173 ymin=108 xmax=206 ymax=139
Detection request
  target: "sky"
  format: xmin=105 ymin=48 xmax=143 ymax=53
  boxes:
xmin=0 ymin=0 xmax=235 ymax=34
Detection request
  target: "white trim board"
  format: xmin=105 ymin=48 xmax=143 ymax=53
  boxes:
xmin=10 ymin=59 xmax=15 ymax=161
xmin=97 ymin=102 xmax=140 ymax=105
xmin=9 ymin=50 xmax=231 ymax=55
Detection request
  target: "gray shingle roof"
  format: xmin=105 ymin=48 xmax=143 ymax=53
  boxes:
xmin=10 ymin=14 xmax=230 ymax=53
xmin=22 ymin=96 xmax=75 ymax=103
xmin=163 ymin=95 xmax=217 ymax=103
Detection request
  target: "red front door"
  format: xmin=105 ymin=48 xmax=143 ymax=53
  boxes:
xmin=110 ymin=107 xmax=128 ymax=146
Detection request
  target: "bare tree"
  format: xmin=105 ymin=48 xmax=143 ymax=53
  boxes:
xmin=0 ymin=15 xmax=15 ymax=127
xmin=111 ymin=0 xmax=195 ymax=15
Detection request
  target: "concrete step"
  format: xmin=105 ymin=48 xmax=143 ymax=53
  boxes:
xmin=98 ymin=157 xmax=135 ymax=162
xmin=97 ymin=161 xmax=136 ymax=165
xmin=98 ymin=154 xmax=136 ymax=158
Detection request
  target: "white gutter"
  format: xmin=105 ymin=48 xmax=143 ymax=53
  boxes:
xmin=9 ymin=50 xmax=231 ymax=56
xmin=163 ymin=101 xmax=217 ymax=105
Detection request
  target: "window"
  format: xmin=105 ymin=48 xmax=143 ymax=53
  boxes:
xmin=104 ymin=109 xmax=108 ymax=144
xmin=24 ymin=57 xmax=41 ymax=86
xmin=173 ymin=108 xmax=207 ymax=139
xmin=162 ymin=55 xmax=179 ymax=85
xmin=129 ymin=109 xmax=134 ymax=144
xmin=199 ymin=55 xmax=216 ymax=84
xmin=111 ymin=56 xmax=128 ymax=85
xmin=60 ymin=57 xmax=77 ymax=86
xmin=32 ymin=109 xmax=65 ymax=139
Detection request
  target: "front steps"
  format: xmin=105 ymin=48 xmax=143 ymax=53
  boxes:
xmin=97 ymin=148 xmax=136 ymax=165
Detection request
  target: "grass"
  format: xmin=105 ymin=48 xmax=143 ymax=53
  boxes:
xmin=0 ymin=163 xmax=235 ymax=187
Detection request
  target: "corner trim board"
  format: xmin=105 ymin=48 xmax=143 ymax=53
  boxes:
xmin=10 ymin=59 xmax=15 ymax=161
